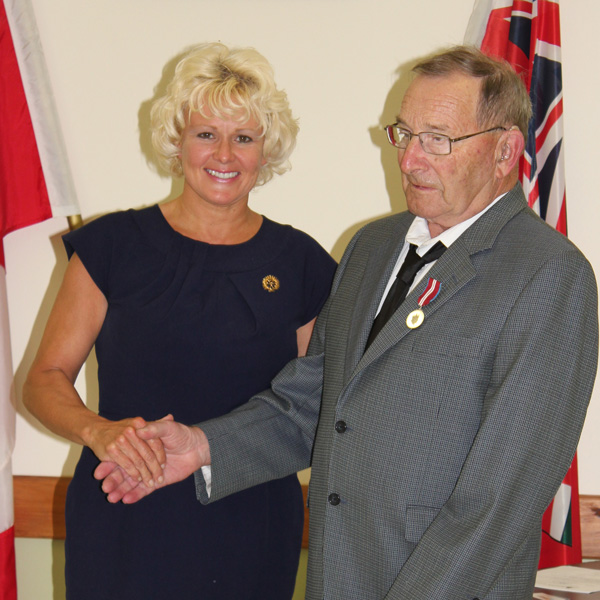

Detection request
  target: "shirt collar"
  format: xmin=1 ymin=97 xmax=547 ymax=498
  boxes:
xmin=406 ymin=193 xmax=507 ymax=255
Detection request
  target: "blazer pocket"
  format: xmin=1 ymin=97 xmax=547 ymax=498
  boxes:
xmin=405 ymin=504 xmax=439 ymax=543
xmin=412 ymin=335 xmax=482 ymax=357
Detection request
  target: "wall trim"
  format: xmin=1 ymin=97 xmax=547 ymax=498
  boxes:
xmin=14 ymin=475 xmax=600 ymax=556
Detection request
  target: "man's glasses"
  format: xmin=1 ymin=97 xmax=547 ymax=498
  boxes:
xmin=384 ymin=124 xmax=507 ymax=155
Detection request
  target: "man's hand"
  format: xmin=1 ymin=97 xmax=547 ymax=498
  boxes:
xmin=94 ymin=415 xmax=211 ymax=504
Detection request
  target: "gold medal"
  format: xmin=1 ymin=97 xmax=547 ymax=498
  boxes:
xmin=406 ymin=309 xmax=425 ymax=329
xmin=406 ymin=277 xmax=442 ymax=330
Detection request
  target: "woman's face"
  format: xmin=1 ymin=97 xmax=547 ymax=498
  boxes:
xmin=179 ymin=110 xmax=266 ymax=210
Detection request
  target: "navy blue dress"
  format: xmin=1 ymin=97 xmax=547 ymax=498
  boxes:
xmin=62 ymin=205 xmax=336 ymax=600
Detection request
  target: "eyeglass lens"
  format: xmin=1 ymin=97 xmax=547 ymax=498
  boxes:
xmin=387 ymin=127 xmax=450 ymax=155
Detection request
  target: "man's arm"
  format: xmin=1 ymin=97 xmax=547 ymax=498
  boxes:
xmin=194 ymin=348 xmax=326 ymax=503
xmin=384 ymin=251 xmax=598 ymax=599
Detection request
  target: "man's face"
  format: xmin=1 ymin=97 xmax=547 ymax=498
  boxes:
xmin=396 ymin=73 xmax=504 ymax=236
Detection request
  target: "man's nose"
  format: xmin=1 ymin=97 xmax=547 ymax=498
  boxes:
xmin=399 ymin=135 xmax=427 ymax=172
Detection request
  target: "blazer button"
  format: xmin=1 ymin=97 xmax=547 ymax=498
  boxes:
xmin=328 ymin=493 xmax=341 ymax=506
xmin=334 ymin=420 xmax=347 ymax=433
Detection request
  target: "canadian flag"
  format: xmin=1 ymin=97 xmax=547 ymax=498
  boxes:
xmin=1 ymin=0 xmax=79 ymax=597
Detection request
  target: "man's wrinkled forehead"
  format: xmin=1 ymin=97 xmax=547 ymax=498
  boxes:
xmin=396 ymin=73 xmax=481 ymax=130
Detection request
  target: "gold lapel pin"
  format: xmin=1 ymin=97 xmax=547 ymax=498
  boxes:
xmin=262 ymin=275 xmax=280 ymax=292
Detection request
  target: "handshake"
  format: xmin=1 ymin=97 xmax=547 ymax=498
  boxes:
xmin=94 ymin=415 xmax=211 ymax=503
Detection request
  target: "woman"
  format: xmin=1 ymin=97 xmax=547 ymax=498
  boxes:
xmin=24 ymin=43 xmax=336 ymax=600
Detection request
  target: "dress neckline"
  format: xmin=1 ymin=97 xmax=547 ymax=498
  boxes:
xmin=154 ymin=204 xmax=267 ymax=248
xmin=131 ymin=204 xmax=290 ymax=272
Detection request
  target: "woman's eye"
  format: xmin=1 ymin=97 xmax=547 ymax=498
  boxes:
xmin=236 ymin=135 xmax=253 ymax=144
xmin=196 ymin=132 xmax=214 ymax=139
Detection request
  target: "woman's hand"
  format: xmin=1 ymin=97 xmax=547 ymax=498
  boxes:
xmin=84 ymin=416 xmax=167 ymax=488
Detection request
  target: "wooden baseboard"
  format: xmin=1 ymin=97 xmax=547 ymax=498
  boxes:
xmin=13 ymin=475 xmax=600 ymax=557
xmin=13 ymin=475 xmax=311 ymax=548
xmin=580 ymin=495 xmax=600 ymax=559
xmin=13 ymin=476 xmax=69 ymax=539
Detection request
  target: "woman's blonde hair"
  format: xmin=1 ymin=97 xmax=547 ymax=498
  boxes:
xmin=151 ymin=43 xmax=298 ymax=186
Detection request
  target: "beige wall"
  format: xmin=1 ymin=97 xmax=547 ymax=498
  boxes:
xmin=6 ymin=1 xmax=600 ymax=597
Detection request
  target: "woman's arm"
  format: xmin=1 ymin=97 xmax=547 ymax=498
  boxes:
xmin=23 ymin=254 xmax=165 ymax=488
xmin=296 ymin=317 xmax=317 ymax=357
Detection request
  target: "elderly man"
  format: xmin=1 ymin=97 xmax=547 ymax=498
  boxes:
xmin=99 ymin=46 xmax=598 ymax=600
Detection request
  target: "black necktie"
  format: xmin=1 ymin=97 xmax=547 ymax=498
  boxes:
xmin=365 ymin=241 xmax=446 ymax=349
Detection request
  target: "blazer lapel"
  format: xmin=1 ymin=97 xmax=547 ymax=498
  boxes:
xmin=343 ymin=216 xmax=411 ymax=378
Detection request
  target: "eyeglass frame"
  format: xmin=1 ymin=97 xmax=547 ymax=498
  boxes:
xmin=384 ymin=124 xmax=508 ymax=155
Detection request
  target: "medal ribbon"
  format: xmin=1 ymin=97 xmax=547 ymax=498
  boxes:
xmin=417 ymin=277 xmax=441 ymax=308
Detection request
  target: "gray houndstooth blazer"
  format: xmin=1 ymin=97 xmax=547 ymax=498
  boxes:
xmin=196 ymin=184 xmax=598 ymax=600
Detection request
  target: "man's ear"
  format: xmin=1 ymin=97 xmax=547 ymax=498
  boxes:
xmin=495 ymin=127 xmax=525 ymax=177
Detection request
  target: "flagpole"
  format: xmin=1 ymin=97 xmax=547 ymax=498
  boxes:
xmin=67 ymin=215 xmax=83 ymax=231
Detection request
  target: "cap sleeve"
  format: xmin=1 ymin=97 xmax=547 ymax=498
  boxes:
xmin=62 ymin=212 xmax=124 ymax=297
xmin=298 ymin=232 xmax=337 ymax=325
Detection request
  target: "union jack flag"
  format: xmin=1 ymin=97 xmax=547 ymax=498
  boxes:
xmin=466 ymin=0 xmax=579 ymax=570
xmin=466 ymin=0 xmax=566 ymax=234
